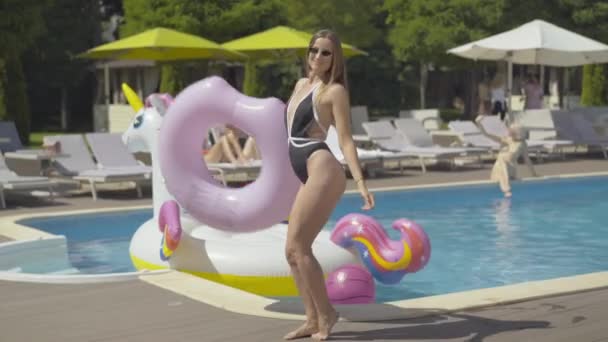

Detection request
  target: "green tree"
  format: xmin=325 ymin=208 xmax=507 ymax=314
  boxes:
xmin=0 ymin=0 xmax=51 ymax=143
xmin=581 ymin=64 xmax=594 ymax=106
xmin=243 ymin=61 xmax=261 ymax=97
xmin=564 ymin=1 xmax=608 ymax=106
xmin=0 ymin=59 xmax=6 ymax=119
xmin=22 ymin=0 xmax=100 ymax=131
xmin=562 ymin=0 xmax=608 ymax=42
xmin=384 ymin=0 xmax=503 ymax=108
xmin=284 ymin=0 xmax=382 ymax=48
xmin=581 ymin=64 xmax=607 ymax=106
xmin=122 ymin=0 xmax=287 ymax=94
xmin=283 ymin=0 xmax=405 ymax=113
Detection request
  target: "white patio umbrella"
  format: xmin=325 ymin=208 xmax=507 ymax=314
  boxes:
xmin=448 ymin=19 xmax=608 ymax=111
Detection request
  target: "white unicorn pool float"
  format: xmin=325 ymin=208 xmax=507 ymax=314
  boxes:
xmin=121 ymin=78 xmax=358 ymax=296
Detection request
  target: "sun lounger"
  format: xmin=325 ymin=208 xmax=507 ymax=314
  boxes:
xmin=0 ymin=153 xmax=55 ymax=208
xmin=350 ymin=106 xmax=370 ymax=136
xmin=479 ymin=115 xmax=573 ymax=157
xmin=85 ymin=133 xmax=152 ymax=174
xmin=325 ymin=126 xmax=396 ymax=176
xmin=393 ymin=118 xmax=487 ymax=153
xmin=568 ymin=113 xmax=608 ymax=158
xmin=447 ymin=120 xmax=502 ymax=150
xmin=511 ymin=109 xmax=560 ymax=140
xmin=0 ymin=121 xmax=54 ymax=174
xmin=0 ymin=121 xmax=39 ymax=153
xmin=206 ymin=160 xmax=262 ymax=186
xmin=399 ymin=109 xmax=442 ymax=131
xmin=45 ymin=134 xmax=151 ymax=200
xmin=362 ymin=120 xmax=481 ymax=172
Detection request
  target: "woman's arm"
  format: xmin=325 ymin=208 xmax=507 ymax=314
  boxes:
xmin=474 ymin=116 xmax=505 ymax=143
xmin=330 ymin=84 xmax=374 ymax=210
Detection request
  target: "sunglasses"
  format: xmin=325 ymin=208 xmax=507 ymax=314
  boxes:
xmin=308 ymin=47 xmax=332 ymax=57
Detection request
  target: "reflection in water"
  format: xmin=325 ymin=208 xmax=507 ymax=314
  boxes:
xmin=492 ymin=197 xmax=522 ymax=282
xmin=493 ymin=198 xmax=518 ymax=249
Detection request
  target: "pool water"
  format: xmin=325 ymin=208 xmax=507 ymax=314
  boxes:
xmin=18 ymin=176 xmax=608 ymax=302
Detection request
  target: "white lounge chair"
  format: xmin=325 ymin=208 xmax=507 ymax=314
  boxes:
xmin=46 ymin=134 xmax=151 ymax=200
xmin=511 ymin=109 xmax=559 ymax=140
xmin=399 ymin=109 xmax=442 ymax=131
xmin=325 ymin=126 xmax=403 ymax=177
xmin=479 ymin=115 xmax=573 ymax=158
xmin=447 ymin=120 xmax=502 ymax=151
xmin=0 ymin=121 xmax=65 ymax=173
xmin=0 ymin=121 xmax=34 ymax=153
xmin=0 ymin=153 xmax=55 ymax=208
xmin=362 ymin=120 xmax=479 ymax=172
xmin=85 ymin=133 xmax=152 ymax=174
xmin=568 ymin=113 xmax=608 ymax=159
xmin=350 ymin=106 xmax=370 ymax=136
xmin=393 ymin=118 xmax=487 ymax=153
xmin=205 ymin=160 xmax=262 ymax=186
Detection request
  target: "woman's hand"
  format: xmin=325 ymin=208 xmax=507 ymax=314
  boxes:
xmin=357 ymin=181 xmax=375 ymax=210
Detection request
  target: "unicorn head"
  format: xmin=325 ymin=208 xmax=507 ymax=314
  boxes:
xmin=121 ymin=83 xmax=175 ymax=218
xmin=121 ymin=83 xmax=173 ymax=154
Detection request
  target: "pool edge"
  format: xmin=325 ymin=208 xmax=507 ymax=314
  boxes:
xmin=138 ymin=269 xmax=608 ymax=322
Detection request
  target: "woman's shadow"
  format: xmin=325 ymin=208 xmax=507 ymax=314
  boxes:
xmin=266 ymin=300 xmax=550 ymax=341
xmin=330 ymin=312 xmax=550 ymax=341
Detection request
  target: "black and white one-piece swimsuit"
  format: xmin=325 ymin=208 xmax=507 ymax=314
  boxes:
xmin=286 ymin=83 xmax=330 ymax=184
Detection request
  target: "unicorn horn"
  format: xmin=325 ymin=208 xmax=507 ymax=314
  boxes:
xmin=121 ymin=83 xmax=144 ymax=112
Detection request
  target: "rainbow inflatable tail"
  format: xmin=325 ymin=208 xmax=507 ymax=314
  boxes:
xmin=330 ymin=213 xmax=431 ymax=284
xmin=158 ymin=200 xmax=182 ymax=261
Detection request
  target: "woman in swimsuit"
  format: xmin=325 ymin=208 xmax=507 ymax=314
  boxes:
xmin=283 ymin=29 xmax=375 ymax=341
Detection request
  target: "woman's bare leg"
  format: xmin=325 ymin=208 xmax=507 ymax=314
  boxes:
xmin=243 ymin=137 xmax=259 ymax=160
xmin=203 ymin=141 xmax=224 ymax=163
xmin=284 ymin=150 xmax=345 ymax=340
xmin=284 ymin=186 xmax=319 ymax=340
xmin=496 ymin=163 xmax=511 ymax=196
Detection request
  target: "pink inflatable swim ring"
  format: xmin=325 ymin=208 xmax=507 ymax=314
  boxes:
xmin=159 ymin=76 xmax=300 ymax=232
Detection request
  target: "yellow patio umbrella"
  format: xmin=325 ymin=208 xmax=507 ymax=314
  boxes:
xmin=79 ymin=27 xmax=246 ymax=61
xmin=221 ymin=26 xmax=367 ymax=59
xmin=79 ymin=27 xmax=246 ymax=108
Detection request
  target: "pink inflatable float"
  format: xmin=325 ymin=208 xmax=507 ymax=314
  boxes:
xmin=159 ymin=76 xmax=300 ymax=232
xmin=331 ymin=213 xmax=431 ymax=284
xmin=326 ymin=264 xmax=375 ymax=304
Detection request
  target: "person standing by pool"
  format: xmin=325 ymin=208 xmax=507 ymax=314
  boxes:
xmin=490 ymin=74 xmax=508 ymax=121
xmin=522 ymin=74 xmax=544 ymax=110
xmin=475 ymin=115 xmax=539 ymax=197
xmin=284 ymin=29 xmax=375 ymax=341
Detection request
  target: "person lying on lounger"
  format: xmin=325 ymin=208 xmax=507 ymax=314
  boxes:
xmin=203 ymin=125 xmax=259 ymax=164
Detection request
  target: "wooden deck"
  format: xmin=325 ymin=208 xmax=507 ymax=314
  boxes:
xmin=1 ymin=279 xmax=607 ymax=341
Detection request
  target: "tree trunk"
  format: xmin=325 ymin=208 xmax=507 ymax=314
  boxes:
xmin=419 ymin=62 xmax=428 ymax=109
xmin=61 ymin=87 xmax=68 ymax=130
xmin=466 ymin=69 xmax=477 ymax=119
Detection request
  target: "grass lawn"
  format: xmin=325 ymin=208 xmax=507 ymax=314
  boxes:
xmin=28 ymin=132 xmax=83 ymax=147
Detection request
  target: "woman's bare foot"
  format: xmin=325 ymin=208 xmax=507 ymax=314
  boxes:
xmin=311 ymin=311 xmax=339 ymax=341
xmin=283 ymin=322 xmax=318 ymax=340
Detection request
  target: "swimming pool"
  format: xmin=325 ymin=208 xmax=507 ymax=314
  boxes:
xmin=18 ymin=175 xmax=608 ymax=302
